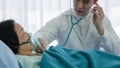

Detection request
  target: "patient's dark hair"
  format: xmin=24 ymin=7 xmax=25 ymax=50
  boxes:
xmin=0 ymin=19 xmax=19 ymax=54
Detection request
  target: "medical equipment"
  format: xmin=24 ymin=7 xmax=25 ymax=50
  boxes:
xmin=89 ymin=0 xmax=99 ymax=14
xmin=63 ymin=15 xmax=105 ymax=51
xmin=19 ymin=33 xmax=43 ymax=55
xmin=63 ymin=15 xmax=83 ymax=46
xmin=89 ymin=5 xmax=96 ymax=13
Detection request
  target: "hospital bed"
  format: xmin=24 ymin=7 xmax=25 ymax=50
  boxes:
xmin=1 ymin=39 xmax=120 ymax=68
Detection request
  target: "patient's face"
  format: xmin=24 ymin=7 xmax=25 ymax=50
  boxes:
xmin=14 ymin=22 xmax=29 ymax=44
xmin=14 ymin=22 xmax=34 ymax=55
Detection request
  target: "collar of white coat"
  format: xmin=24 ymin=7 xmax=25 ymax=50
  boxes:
xmin=63 ymin=8 xmax=93 ymax=20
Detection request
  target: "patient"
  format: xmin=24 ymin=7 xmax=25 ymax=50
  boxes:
xmin=0 ymin=19 xmax=46 ymax=56
xmin=0 ymin=19 xmax=47 ymax=68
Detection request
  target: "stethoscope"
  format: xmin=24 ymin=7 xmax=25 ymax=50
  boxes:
xmin=62 ymin=15 xmax=106 ymax=51
xmin=62 ymin=15 xmax=83 ymax=46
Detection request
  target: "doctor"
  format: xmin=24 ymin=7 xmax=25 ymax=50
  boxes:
xmin=35 ymin=0 xmax=120 ymax=55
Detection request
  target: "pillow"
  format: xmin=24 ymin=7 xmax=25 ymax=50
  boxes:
xmin=0 ymin=40 xmax=19 ymax=68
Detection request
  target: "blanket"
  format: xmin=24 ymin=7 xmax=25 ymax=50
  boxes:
xmin=40 ymin=44 xmax=120 ymax=68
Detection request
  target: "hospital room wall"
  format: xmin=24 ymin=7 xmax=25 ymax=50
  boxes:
xmin=0 ymin=0 xmax=120 ymax=38
xmin=99 ymin=0 xmax=120 ymax=38
xmin=0 ymin=0 xmax=71 ymax=33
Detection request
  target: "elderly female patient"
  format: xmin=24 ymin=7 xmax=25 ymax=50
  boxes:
xmin=0 ymin=19 xmax=46 ymax=68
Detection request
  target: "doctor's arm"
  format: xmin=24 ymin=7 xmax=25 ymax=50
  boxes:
xmin=92 ymin=3 xmax=104 ymax=35
xmin=35 ymin=15 xmax=63 ymax=46
xmin=99 ymin=16 xmax=120 ymax=55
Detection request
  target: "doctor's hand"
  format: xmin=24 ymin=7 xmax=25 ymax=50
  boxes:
xmin=92 ymin=3 xmax=104 ymax=35
xmin=39 ymin=38 xmax=47 ymax=50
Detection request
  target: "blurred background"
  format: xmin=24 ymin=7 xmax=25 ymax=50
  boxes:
xmin=0 ymin=0 xmax=120 ymax=45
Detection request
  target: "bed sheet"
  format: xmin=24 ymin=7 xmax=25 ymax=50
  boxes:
xmin=16 ymin=55 xmax=42 ymax=68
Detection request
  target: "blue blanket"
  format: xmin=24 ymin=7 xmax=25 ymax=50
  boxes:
xmin=40 ymin=44 xmax=120 ymax=68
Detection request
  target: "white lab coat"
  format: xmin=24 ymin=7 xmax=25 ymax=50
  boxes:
xmin=35 ymin=9 xmax=120 ymax=55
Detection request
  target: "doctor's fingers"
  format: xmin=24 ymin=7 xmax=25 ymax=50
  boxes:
xmin=39 ymin=38 xmax=47 ymax=49
xmin=92 ymin=7 xmax=104 ymax=17
xmin=93 ymin=5 xmax=104 ymax=15
xmin=92 ymin=9 xmax=104 ymax=17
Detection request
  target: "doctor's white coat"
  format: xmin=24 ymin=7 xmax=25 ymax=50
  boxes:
xmin=35 ymin=9 xmax=120 ymax=55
